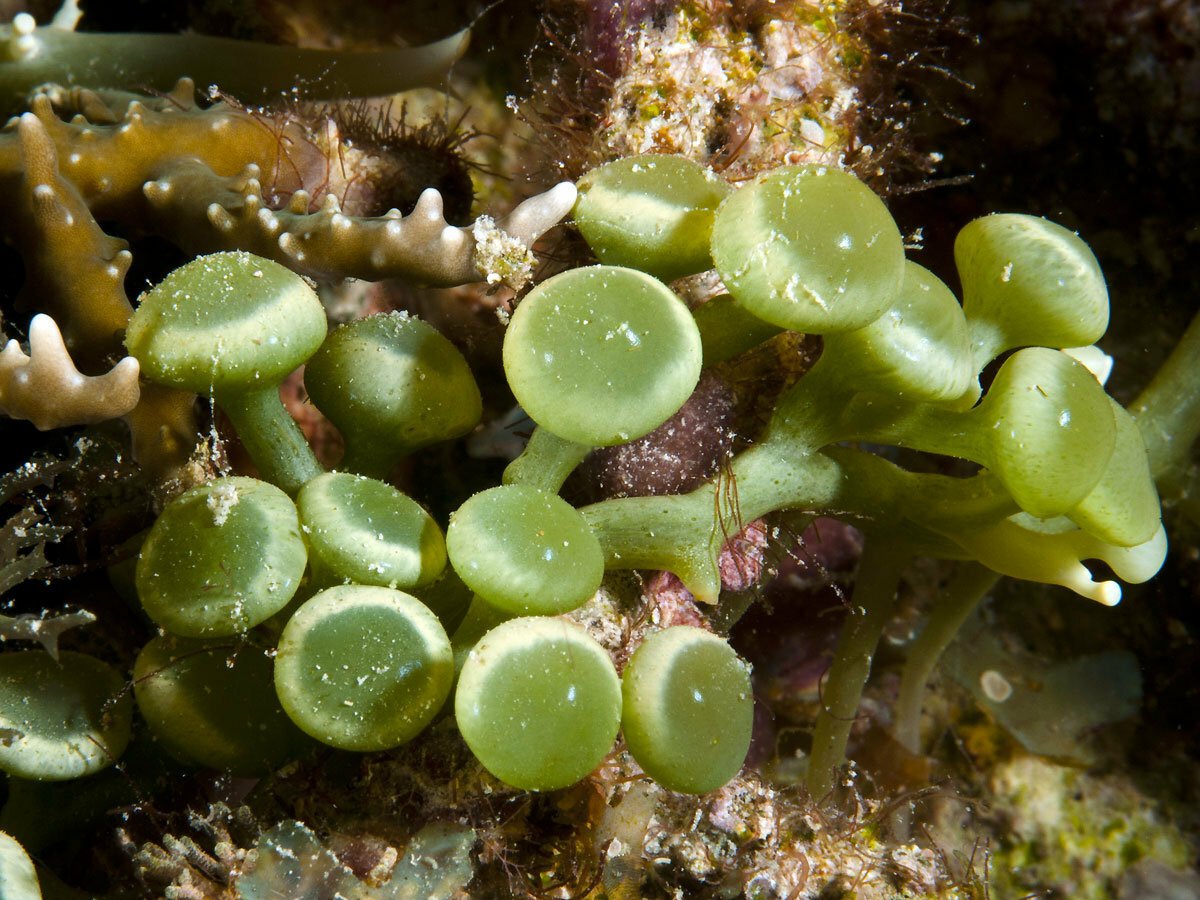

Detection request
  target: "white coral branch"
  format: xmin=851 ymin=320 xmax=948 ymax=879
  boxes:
xmin=0 ymin=313 xmax=140 ymax=429
xmin=142 ymin=162 xmax=578 ymax=290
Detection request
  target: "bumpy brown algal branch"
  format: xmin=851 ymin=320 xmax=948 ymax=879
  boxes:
xmin=1 ymin=82 xmax=574 ymax=290
xmin=7 ymin=107 xmax=196 ymax=472
xmin=12 ymin=110 xmax=132 ymax=367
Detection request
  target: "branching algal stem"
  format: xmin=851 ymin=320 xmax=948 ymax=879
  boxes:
xmin=892 ymin=561 xmax=998 ymax=755
xmin=503 ymin=427 xmax=592 ymax=493
xmin=581 ymin=443 xmax=846 ymax=602
xmin=220 ymin=388 xmax=322 ymax=496
xmin=806 ymin=540 xmax=909 ymax=801
xmin=1132 ymin=309 xmax=1200 ymax=486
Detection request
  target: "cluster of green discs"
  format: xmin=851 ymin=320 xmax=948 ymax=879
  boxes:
xmin=118 ymin=256 xmax=480 ymax=776
xmin=574 ymin=153 xmax=1159 ymax=571
xmin=452 ymin=618 xmax=752 ymax=793
xmin=117 ymin=249 xmax=755 ymax=796
xmin=570 ymin=152 xmax=1162 ymax=798
xmin=5 ymin=148 xmax=1160 ymax=807
xmin=131 ymin=471 xmax=454 ymax=771
xmin=448 ymin=236 xmax=755 ymax=791
xmin=447 ymin=614 xmax=754 ymax=792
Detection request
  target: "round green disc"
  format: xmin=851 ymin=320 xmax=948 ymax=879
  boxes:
xmin=503 ymin=266 xmax=702 ymax=446
xmin=134 ymin=635 xmax=310 ymax=775
xmin=711 ymin=165 xmax=904 ymax=334
xmin=955 ymin=213 xmax=1108 ymax=363
xmin=621 ymin=627 xmax=753 ymax=794
xmin=126 ymin=251 xmax=327 ymax=395
xmin=455 ymin=617 xmax=621 ymax=791
xmin=297 ymin=472 xmax=447 ymax=590
xmin=446 ymin=485 xmax=603 ymax=616
xmin=574 ymin=154 xmax=730 ymax=281
xmin=0 ymin=651 xmax=132 ymax=781
xmin=976 ymin=347 xmax=1117 ymax=519
xmin=274 ymin=585 xmax=454 ymax=751
xmin=136 ymin=477 xmax=307 ymax=637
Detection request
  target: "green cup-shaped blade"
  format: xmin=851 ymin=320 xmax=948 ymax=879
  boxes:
xmin=297 ymin=472 xmax=447 ymax=590
xmin=711 ymin=165 xmax=904 ymax=334
xmin=621 ymin=627 xmax=753 ymax=794
xmin=955 ymin=214 xmax=1109 ymax=365
xmin=976 ymin=347 xmax=1117 ymax=519
xmin=274 ymin=585 xmax=454 ymax=751
xmin=574 ymin=154 xmax=731 ymax=281
xmin=455 ymin=617 xmax=621 ymax=791
xmin=822 ymin=261 xmax=973 ymax=402
xmin=136 ymin=477 xmax=307 ymax=637
xmin=126 ymin=251 xmax=327 ymax=395
xmin=446 ymin=485 xmax=603 ymax=615
xmin=134 ymin=635 xmax=310 ymax=775
xmin=503 ymin=266 xmax=702 ymax=446
xmin=1068 ymin=399 xmax=1162 ymax=546
xmin=0 ymin=652 xmax=131 ymax=781
xmin=304 ymin=312 xmax=482 ymax=462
